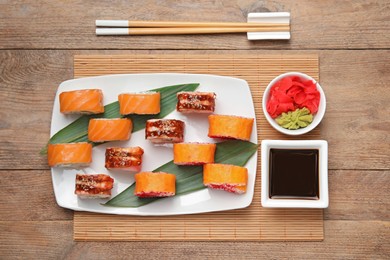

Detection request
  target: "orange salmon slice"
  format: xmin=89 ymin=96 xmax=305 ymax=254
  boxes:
xmin=118 ymin=92 xmax=160 ymax=115
xmin=47 ymin=142 xmax=92 ymax=167
xmin=88 ymin=118 xmax=132 ymax=142
xmin=59 ymin=89 xmax=104 ymax=114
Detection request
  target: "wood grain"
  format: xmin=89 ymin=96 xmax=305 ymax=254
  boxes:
xmin=1 ymin=169 xmax=387 ymax=222
xmin=0 ymin=50 xmax=72 ymax=169
xmin=0 ymin=1 xmax=389 ymax=50
xmin=0 ymin=220 xmax=388 ymax=259
xmin=0 ymin=50 xmax=389 ymax=170
xmin=326 ymin=170 xmax=390 ymax=221
xmin=0 ymin=170 xmax=73 ymax=221
xmin=0 ymin=0 xmax=389 ymax=258
xmin=319 ymin=50 xmax=390 ymax=170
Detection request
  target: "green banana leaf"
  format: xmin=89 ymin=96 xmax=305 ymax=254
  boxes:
xmin=40 ymin=83 xmax=199 ymax=154
xmin=104 ymin=140 xmax=259 ymax=208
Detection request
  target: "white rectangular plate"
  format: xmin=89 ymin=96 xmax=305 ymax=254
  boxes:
xmin=50 ymin=73 xmax=258 ymax=215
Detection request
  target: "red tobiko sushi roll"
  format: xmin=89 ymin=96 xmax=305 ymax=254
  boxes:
xmin=173 ymin=142 xmax=216 ymax=165
xmin=203 ymin=163 xmax=248 ymax=194
xmin=134 ymin=172 xmax=176 ymax=198
xmin=208 ymin=115 xmax=254 ymax=141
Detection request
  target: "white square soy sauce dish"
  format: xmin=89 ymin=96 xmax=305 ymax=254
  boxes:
xmin=261 ymin=140 xmax=328 ymax=208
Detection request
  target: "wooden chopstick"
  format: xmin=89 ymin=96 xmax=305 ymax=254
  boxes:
xmin=130 ymin=21 xmax=287 ymax=28
xmin=96 ymin=26 xmax=290 ymax=36
xmin=95 ymin=20 xmax=289 ymax=28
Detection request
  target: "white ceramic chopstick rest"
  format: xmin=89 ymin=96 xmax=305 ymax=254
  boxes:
xmin=247 ymin=12 xmax=290 ymax=40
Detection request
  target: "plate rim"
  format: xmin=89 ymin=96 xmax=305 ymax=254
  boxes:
xmin=50 ymin=73 xmax=258 ymax=216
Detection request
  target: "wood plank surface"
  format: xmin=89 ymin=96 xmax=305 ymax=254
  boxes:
xmin=0 ymin=1 xmax=389 ymax=50
xmin=0 ymin=0 xmax=389 ymax=258
xmin=1 ymin=169 xmax=388 ymax=222
xmin=0 ymin=220 xmax=388 ymax=259
xmin=0 ymin=50 xmax=389 ymax=170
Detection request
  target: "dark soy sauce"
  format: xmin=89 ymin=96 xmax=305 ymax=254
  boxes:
xmin=269 ymin=149 xmax=319 ymax=200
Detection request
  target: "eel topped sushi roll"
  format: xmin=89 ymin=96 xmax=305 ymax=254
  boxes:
xmin=88 ymin=118 xmax=132 ymax=142
xmin=75 ymin=174 xmax=114 ymax=199
xmin=208 ymin=114 xmax=254 ymax=141
xmin=47 ymin=142 xmax=92 ymax=168
xmin=105 ymin=146 xmax=144 ymax=172
xmin=118 ymin=91 xmax=160 ymax=115
xmin=59 ymin=89 xmax=104 ymax=114
xmin=176 ymin=91 xmax=216 ymax=113
xmin=145 ymin=119 xmax=184 ymax=144
xmin=134 ymin=172 xmax=176 ymax=198
xmin=173 ymin=142 xmax=216 ymax=165
xmin=203 ymin=163 xmax=248 ymax=194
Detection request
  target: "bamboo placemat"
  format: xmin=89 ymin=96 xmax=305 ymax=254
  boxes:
xmin=73 ymin=54 xmax=323 ymax=241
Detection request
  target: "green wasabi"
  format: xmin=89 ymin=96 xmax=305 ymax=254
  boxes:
xmin=275 ymin=107 xmax=313 ymax=130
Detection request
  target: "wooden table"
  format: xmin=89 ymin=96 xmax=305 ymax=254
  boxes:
xmin=1 ymin=1 xmax=389 ymax=258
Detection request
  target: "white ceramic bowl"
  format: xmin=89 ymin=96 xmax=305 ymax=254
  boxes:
xmin=262 ymin=72 xmax=326 ymax=135
xmin=261 ymin=140 xmax=329 ymax=208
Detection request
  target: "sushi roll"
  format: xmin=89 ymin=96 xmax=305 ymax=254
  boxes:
xmin=88 ymin=118 xmax=132 ymax=142
xmin=105 ymin=146 xmax=144 ymax=172
xmin=59 ymin=89 xmax=104 ymax=114
xmin=176 ymin=91 xmax=216 ymax=113
xmin=47 ymin=142 xmax=92 ymax=168
xmin=203 ymin=163 xmax=248 ymax=194
xmin=208 ymin=114 xmax=254 ymax=141
xmin=145 ymin=119 xmax=184 ymax=144
xmin=75 ymin=174 xmax=114 ymax=199
xmin=118 ymin=92 xmax=160 ymax=115
xmin=134 ymin=172 xmax=176 ymax=198
xmin=173 ymin=142 xmax=216 ymax=165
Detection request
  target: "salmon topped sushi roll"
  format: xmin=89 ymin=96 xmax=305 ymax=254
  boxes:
xmin=176 ymin=91 xmax=216 ymax=113
xmin=134 ymin=172 xmax=176 ymax=198
xmin=208 ymin=114 xmax=254 ymax=141
xmin=59 ymin=89 xmax=104 ymax=114
xmin=88 ymin=118 xmax=133 ymax=143
xmin=203 ymin=163 xmax=248 ymax=194
xmin=173 ymin=143 xmax=216 ymax=165
xmin=118 ymin=92 xmax=160 ymax=115
xmin=75 ymin=174 xmax=114 ymax=199
xmin=145 ymin=119 xmax=184 ymax=144
xmin=88 ymin=118 xmax=132 ymax=142
xmin=105 ymin=146 xmax=144 ymax=172
xmin=47 ymin=142 xmax=92 ymax=168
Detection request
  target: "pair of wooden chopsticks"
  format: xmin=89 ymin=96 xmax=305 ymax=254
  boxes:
xmin=95 ymin=20 xmax=290 ymax=35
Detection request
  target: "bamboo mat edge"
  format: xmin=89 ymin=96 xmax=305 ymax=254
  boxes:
xmin=73 ymin=53 xmax=323 ymax=241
